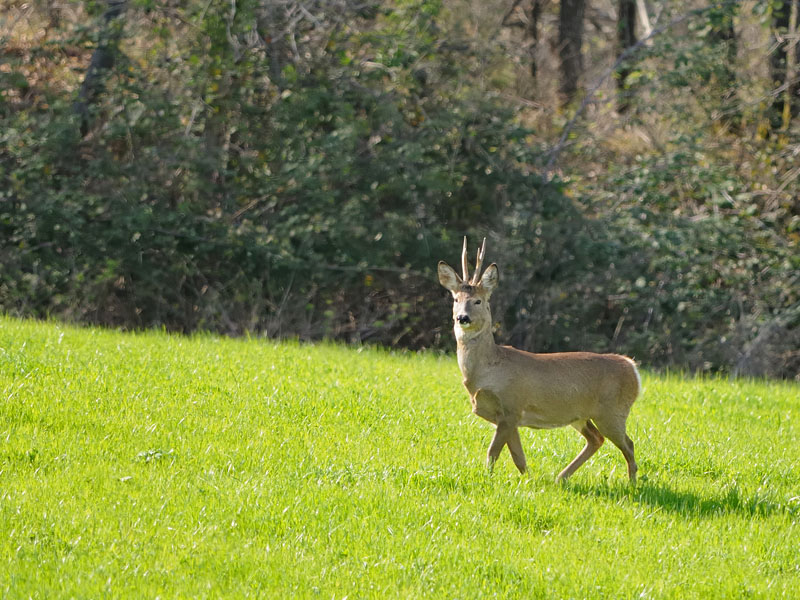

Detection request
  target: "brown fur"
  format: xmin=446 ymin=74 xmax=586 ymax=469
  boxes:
xmin=438 ymin=239 xmax=639 ymax=482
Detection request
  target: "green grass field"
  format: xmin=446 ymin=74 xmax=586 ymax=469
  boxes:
xmin=1 ymin=316 xmax=798 ymax=598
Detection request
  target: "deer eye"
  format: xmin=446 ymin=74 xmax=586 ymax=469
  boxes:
xmin=474 ymin=300 xmax=482 ymax=305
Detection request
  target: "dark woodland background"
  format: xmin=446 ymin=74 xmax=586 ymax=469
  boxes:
xmin=1 ymin=0 xmax=798 ymax=378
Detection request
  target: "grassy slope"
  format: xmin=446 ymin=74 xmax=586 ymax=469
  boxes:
xmin=1 ymin=316 xmax=798 ymax=598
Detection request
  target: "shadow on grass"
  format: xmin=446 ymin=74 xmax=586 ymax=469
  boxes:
xmin=566 ymin=477 xmax=784 ymax=518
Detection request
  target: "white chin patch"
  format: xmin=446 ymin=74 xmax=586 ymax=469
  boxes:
xmin=455 ymin=323 xmax=480 ymax=338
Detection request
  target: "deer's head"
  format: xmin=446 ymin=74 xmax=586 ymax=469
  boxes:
xmin=438 ymin=237 xmax=498 ymax=340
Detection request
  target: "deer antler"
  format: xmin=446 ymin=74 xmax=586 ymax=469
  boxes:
xmin=471 ymin=238 xmax=487 ymax=285
xmin=461 ymin=236 xmax=469 ymax=282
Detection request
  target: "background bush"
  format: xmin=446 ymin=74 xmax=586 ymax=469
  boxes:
xmin=1 ymin=0 xmax=797 ymax=378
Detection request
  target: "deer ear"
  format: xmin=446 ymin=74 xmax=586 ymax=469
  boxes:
xmin=479 ymin=263 xmax=499 ymax=295
xmin=438 ymin=261 xmax=462 ymax=292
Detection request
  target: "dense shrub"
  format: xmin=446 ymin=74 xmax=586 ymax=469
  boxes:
xmin=0 ymin=1 xmax=578 ymax=348
xmin=1 ymin=0 xmax=797 ymax=378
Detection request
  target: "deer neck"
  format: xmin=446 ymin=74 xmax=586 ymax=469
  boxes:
xmin=455 ymin=325 xmax=497 ymax=392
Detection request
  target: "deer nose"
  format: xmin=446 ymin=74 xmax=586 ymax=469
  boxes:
xmin=456 ymin=314 xmax=471 ymax=325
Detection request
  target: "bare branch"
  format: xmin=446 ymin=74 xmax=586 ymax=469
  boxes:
xmin=544 ymin=1 xmax=739 ymax=179
xmin=501 ymin=0 xmax=525 ymax=28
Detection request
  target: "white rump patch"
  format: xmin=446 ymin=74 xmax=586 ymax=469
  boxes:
xmin=628 ymin=358 xmax=642 ymax=397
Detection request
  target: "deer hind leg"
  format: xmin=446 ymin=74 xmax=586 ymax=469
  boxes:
xmin=557 ymin=420 xmax=604 ymax=482
xmin=592 ymin=416 xmax=637 ymax=483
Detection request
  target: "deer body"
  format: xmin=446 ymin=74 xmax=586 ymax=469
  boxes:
xmin=439 ymin=238 xmax=639 ymax=482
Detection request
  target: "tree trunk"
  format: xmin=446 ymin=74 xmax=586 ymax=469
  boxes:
xmin=709 ymin=2 xmax=738 ymax=120
xmin=45 ymin=0 xmax=62 ymax=35
xmin=616 ymin=0 xmax=637 ymax=113
xmin=771 ymin=0 xmax=800 ymax=129
xmin=558 ymin=0 xmax=586 ymax=104
xmin=527 ymin=0 xmax=543 ymax=84
xmin=782 ymin=0 xmax=799 ymax=130
xmin=73 ymin=0 xmax=127 ymax=135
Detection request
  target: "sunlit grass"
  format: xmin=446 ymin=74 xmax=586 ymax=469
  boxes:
xmin=1 ymin=316 xmax=798 ymax=597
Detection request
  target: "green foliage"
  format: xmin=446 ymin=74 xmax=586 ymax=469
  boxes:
xmin=0 ymin=0 xmax=573 ymax=348
xmin=1 ymin=317 xmax=799 ymax=596
xmin=557 ymin=2 xmax=799 ymax=377
xmin=1 ymin=1 xmax=797 ymax=377
xmin=573 ymin=130 xmax=798 ymax=374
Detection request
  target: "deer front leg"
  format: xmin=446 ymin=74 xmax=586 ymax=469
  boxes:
xmin=487 ymin=421 xmax=525 ymax=473
xmin=487 ymin=424 xmax=507 ymax=471
xmin=506 ymin=426 xmax=527 ymax=474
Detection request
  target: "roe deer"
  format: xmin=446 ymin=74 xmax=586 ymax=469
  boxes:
xmin=438 ymin=238 xmax=639 ymax=482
